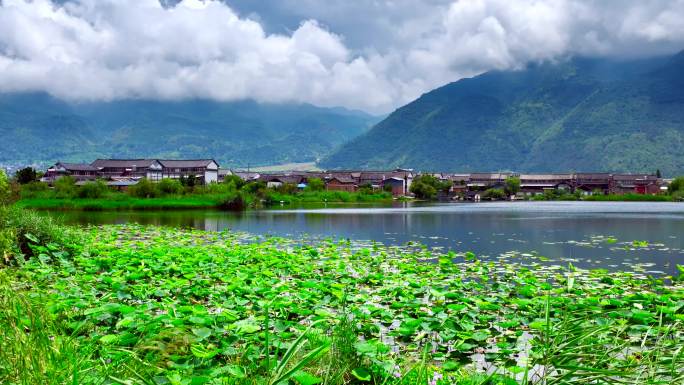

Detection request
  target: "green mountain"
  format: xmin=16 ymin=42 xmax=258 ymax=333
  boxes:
xmin=0 ymin=94 xmax=380 ymax=167
xmin=321 ymin=51 xmax=684 ymax=176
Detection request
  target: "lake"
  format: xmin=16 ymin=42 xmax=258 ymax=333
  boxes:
xmin=50 ymin=201 xmax=684 ymax=274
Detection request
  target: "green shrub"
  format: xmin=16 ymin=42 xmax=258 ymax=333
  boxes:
xmin=669 ymin=177 xmax=684 ymax=194
xmin=19 ymin=181 xmax=50 ymax=199
xmin=222 ymin=174 xmax=246 ymax=189
xmin=128 ymin=178 xmax=157 ymax=198
xmin=156 ymin=178 xmax=183 ymax=195
xmin=218 ymin=191 xmax=247 ymax=211
xmin=0 ymin=170 xmax=10 ymax=205
xmin=53 ymin=176 xmax=76 ymax=198
xmin=0 ymin=206 xmax=70 ymax=262
xmin=77 ymin=180 xmax=108 ymax=199
xmin=504 ymin=176 xmax=520 ymax=195
xmin=483 ymin=188 xmax=506 ymax=200
xmin=305 ymin=178 xmax=325 ymax=192
xmin=276 ymin=183 xmax=298 ymax=195
xmin=673 ymin=190 xmax=684 ymax=201
xmin=410 ymin=175 xmax=451 ymax=200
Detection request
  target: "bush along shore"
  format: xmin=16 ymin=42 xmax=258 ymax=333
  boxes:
xmin=1 ymin=204 xmax=684 ymax=384
xmin=15 ymin=175 xmax=392 ymax=211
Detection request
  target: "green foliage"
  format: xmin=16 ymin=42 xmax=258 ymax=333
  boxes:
xmin=0 ymin=170 xmax=10 ymax=205
xmin=218 ymin=191 xmax=248 ymax=211
xmin=128 ymin=178 xmax=157 ymax=198
xmin=19 ymin=181 xmax=49 ymax=199
xmin=482 ymin=188 xmax=506 ymax=200
xmin=14 ymin=167 xmax=38 ymax=184
xmin=223 ymin=174 xmax=246 ymax=189
xmin=77 ymin=180 xmax=108 ymax=199
xmin=410 ymin=175 xmax=451 ymax=200
xmin=584 ymin=193 xmax=672 ymax=202
xmin=156 ymin=178 xmax=184 ymax=195
xmin=276 ymin=183 xmax=298 ymax=195
xmin=504 ymin=176 xmax=520 ymax=195
xmin=668 ymin=176 xmax=684 ymax=194
xmin=53 ymin=176 xmax=76 ymax=198
xmin=2 ymin=224 xmax=682 ymax=384
xmin=0 ymin=206 xmax=70 ymax=263
xmin=532 ymin=189 xmax=581 ymax=201
xmin=322 ymin=52 xmax=684 ymax=175
xmin=306 ymin=178 xmax=325 ymax=192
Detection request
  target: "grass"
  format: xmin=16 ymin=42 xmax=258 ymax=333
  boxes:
xmin=16 ymin=196 xmax=224 ymax=211
xmin=267 ymin=190 xmax=392 ymax=204
xmin=583 ymin=193 xmax=673 ymax=202
xmin=17 ymin=191 xmax=393 ymax=211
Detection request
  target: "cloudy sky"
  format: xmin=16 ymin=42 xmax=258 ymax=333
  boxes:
xmin=1 ymin=0 xmax=683 ymax=113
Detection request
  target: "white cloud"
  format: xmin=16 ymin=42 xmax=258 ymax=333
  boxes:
xmin=0 ymin=0 xmax=683 ymax=113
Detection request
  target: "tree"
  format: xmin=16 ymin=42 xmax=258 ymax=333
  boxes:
xmin=483 ymin=188 xmax=506 ymax=200
xmin=156 ymin=178 xmax=184 ymax=195
xmin=54 ymin=176 xmax=76 ymax=198
xmin=410 ymin=175 xmax=452 ymax=200
xmin=223 ymin=174 xmax=246 ymax=189
xmin=504 ymin=176 xmax=521 ymax=196
xmin=128 ymin=178 xmax=157 ymax=198
xmin=668 ymin=177 xmax=684 ymax=194
xmin=78 ymin=180 xmax=108 ymax=199
xmin=656 ymin=169 xmax=662 ymax=178
xmin=305 ymin=178 xmax=325 ymax=192
xmin=180 ymin=175 xmax=197 ymax=188
xmin=14 ymin=167 xmax=38 ymax=185
xmin=0 ymin=170 xmax=10 ymax=205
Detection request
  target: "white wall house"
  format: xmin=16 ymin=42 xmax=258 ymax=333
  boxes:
xmin=158 ymin=159 xmax=220 ymax=184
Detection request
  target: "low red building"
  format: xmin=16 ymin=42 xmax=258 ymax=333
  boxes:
xmin=611 ymin=174 xmax=660 ymax=195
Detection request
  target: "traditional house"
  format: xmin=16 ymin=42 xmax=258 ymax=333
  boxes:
xmin=233 ymin=171 xmax=260 ymax=182
xmin=611 ymin=174 xmax=660 ymax=195
xmin=574 ymin=173 xmax=612 ymax=194
xmin=520 ymin=174 xmax=574 ymax=194
xmin=383 ymin=177 xmax=407 ymax=196
xmin=159 ymin=159 xmax=219 ymax=184
xmin=468 ymin=173 xmax=514 ymax=191
xmin=258 ymin=174 xmax=304 ymax=188
xmin=42 ymin=162 xmax=99 ymax=183
xmin=91 ymin=159 xmax=163 ymax=181
xmin=326 ymin=176 xmax=357 ymax=192
xmin=446 ymin=174 xmax=470 ymax=197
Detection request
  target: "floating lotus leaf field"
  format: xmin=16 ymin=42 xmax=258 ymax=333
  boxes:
xmin=4 ymin=224 xmax=684 ymax=384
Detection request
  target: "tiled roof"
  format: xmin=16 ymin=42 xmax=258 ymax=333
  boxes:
xmin=57 ymin=162 xmax=98 ymax=171
xmin=91 ymin=159 xmax=158 ymax=168
xmin=329 ymin=176 xmax=356 ymax=184
xmin=159 ymin=159 xmax=218 ymax=168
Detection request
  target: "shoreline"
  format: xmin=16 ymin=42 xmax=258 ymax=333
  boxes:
xmin=16 ymin=194 xmax=679 ymax=211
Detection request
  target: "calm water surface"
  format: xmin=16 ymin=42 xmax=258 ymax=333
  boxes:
xmin=52 ymin=201 xmax=684 ymax=273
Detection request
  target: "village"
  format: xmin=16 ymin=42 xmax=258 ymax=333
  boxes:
xmin=39 ymin=158 xmax=671 ymax=200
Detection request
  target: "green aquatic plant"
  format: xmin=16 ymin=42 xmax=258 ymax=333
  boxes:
xmin=1 ymin=220 xmax=683 ymax=384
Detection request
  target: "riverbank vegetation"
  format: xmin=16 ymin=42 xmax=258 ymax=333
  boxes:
xmin=1 ymin=198 xmax=684 ymax=384
xmin=15 ymin=174 xmax=391 ymax=211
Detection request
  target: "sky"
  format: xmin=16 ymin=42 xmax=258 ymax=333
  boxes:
xmin=1 ymin=0 xmax=683 ymax=114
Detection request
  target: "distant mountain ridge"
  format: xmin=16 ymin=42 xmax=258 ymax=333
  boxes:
xmin=0 ymin=93 xmax=380 ymax=168
xmin=321 ymin=51 xmax=684 ymax=176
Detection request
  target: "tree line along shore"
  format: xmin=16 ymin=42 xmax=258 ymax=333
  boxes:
xmin=2 ymin=166 xmax=684 ymax=211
